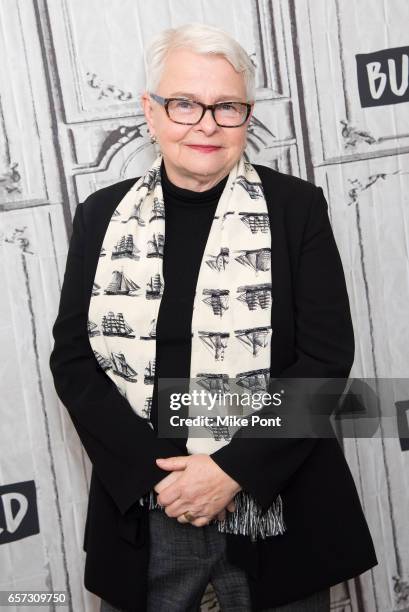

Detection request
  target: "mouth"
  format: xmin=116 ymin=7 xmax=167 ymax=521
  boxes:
xmin=186 ymin=144 xmax=222 ymax=153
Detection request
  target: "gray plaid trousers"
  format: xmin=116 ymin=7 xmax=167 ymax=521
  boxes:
xmin=100 ymin=509 xmax=330 ymax=612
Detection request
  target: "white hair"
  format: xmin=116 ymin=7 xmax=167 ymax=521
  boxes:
xmin=143 ymin=22 xmax=256 ymax=102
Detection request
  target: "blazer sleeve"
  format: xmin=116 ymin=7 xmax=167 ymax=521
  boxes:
xmin=49 ymin=198 xmax=185 ymax=517
xmin=210 ymin=186 xmax=355 ymax=511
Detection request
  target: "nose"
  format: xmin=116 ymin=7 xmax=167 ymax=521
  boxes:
xmin=195 ymin=107 xmax=219 ymax=134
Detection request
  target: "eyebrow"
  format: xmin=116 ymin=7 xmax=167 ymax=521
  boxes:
xmin=168 ymin=91 xmax=244 ymax=101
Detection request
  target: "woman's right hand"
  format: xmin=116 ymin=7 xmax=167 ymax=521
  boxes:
xmin=155 ymin=470 xmax=236 ymax=521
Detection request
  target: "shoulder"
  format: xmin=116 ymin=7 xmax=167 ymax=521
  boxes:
xmin=81 ymin=177 xmax=139 ymax=227
xmin=253 ymin=163 xmax=318 ymax=200
xmin=253 ymin=163 xmax=326 ymax=227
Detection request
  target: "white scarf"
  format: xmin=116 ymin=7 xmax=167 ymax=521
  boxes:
xmin=88 ymin=153 xmax=285 ymax=541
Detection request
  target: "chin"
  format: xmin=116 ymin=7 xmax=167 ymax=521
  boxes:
xmin=185 ymin=153 xmax=227 ymax=174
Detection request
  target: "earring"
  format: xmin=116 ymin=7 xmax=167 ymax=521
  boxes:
xmin=150 ymin=134 xmax=157 ymax=144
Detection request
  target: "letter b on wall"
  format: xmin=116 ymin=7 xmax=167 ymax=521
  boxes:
xmin=356 ymin=45 xmax=409 ymax=107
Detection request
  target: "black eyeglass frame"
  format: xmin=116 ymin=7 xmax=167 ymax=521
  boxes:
xmin=149 ymin=92 xmax=253 ymax=128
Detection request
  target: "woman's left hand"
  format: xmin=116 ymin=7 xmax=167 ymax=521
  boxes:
xmin=154 ymin=454 xmax=241 ymax=526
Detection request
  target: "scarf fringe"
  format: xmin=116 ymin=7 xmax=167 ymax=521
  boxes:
xmin=138 ymin=489 xmax=286 ymax=542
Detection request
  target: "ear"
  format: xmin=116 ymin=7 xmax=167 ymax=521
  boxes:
xmin=141 ymin=91 xmax=156 ymax=137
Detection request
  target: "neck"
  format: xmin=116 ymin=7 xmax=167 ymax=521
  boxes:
xmin=162 ymin=157 xmax=233 ymax=192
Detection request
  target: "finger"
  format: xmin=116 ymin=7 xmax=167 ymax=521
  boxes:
xmin=154 ymin=470 xmax=183 ymax=493
xmin=163 ymin=500 xmax=189 ymax=517
xmin=176 ymin=511 xmax=202 ymax=524
xmin=191 ymin=517 xmax=209 ymax=527
xmin=227 ymin=500 xmax=236 ymax=512
xmin=157 ymin=485 xmax=182 ymax=508
xmin=156 ymin=457 xmax=189 ymax=471
xmin=217 ymin=510 xmax=226 ymax=521
xmin=176 ymin=514 xmax=189 ymax=524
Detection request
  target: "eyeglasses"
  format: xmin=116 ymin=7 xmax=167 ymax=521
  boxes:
xmin=149 ymin=92 xmax=252 ymax=128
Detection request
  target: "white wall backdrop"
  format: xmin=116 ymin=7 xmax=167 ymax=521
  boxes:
xmin=0 ymin=0 xmax=408 ymax=610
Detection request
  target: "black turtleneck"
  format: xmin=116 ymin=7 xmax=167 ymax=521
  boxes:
xmin=149 ymin=160 xmax=229 ymax=448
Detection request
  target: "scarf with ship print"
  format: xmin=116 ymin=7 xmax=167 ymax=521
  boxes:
xmin=87 ymin=152 xmax=285 ymax=542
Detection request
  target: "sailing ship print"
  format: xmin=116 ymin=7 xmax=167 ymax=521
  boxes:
xmin=87 ymin=319 xmax=100 ymax=337
xmin=149 ymin=197 xmax=165 ymax=222
xmin=146 ymin=273 xmax=164 ymax=299
xmin=205 ymin=247 xmax=229 ymax=272
xmin=235 ymin=326 xmax=272 ymax=357
xmin=111 ymin=234 xmax=140 ymax=260
xmin=136 ymin=166 xmax=161 ymax=193
xmin=147 ymin=232 xmax=164 ymax=258
xmin=236 ymin=175 xmax=264 ymax=199
xmin=92 ymin=282 xmax=101 ymax=296
xmin=104 ymin=270 xmax=140 ymax=296
xmin=101 ymin=311 xmax=135 ymax=338
xmin=198 ymin=331 xmax=229 ymax=361
xmin=239 ymin=212 xmax=270 ymax=233
xmin=144 ymin=359 xmax=155 ymax=385
xmin=236 ymin=368 xmax=270 ymax=393
xmin=99 ymin=246 xmax=107 ymax=257
xmin=142 ymin=396 xmax=152 ymax=420
xmin=93 ymin=350 xmax=112 ymax=372
xmin=235 ymin=248 xmax=271 ymax=273
xmin=204 ymin=417 xmax=231 ymax=442
xmin=196 ymin=374 xmax=232 ymax=441
xmin=111 ymin=208 xmax=121 ymax=221
xmin=125 ymin=200 xmax=145 ymax=226
xmin=140 ymin=318 xmax=157 ymax=340
xmin=111 ymin=351 xmax=137 ymax=382
xmin=202 ymin=288 xmax=229 ymax=316
xmin=196 ymin=373 xmax=230 ymax=393
xmin=237 ymin=283 xmax=272 ymax=310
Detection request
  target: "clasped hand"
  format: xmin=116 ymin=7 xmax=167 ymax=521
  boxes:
xmin=153 ymin=454 xmax=242 ymax=527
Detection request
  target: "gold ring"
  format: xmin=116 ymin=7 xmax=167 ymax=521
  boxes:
xmin=183 ymin=511 xmax=194 ymax=522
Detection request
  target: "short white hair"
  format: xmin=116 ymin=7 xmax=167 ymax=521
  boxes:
xmin=144 ymin=22 xmax=256 ymax=102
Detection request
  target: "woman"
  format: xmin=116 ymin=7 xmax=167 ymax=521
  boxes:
xmin=49 ymin=23 xmax=378 ymax=612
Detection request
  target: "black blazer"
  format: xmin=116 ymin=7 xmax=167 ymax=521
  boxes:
xmin=49 ymin=164 xmax=378 ymax=611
